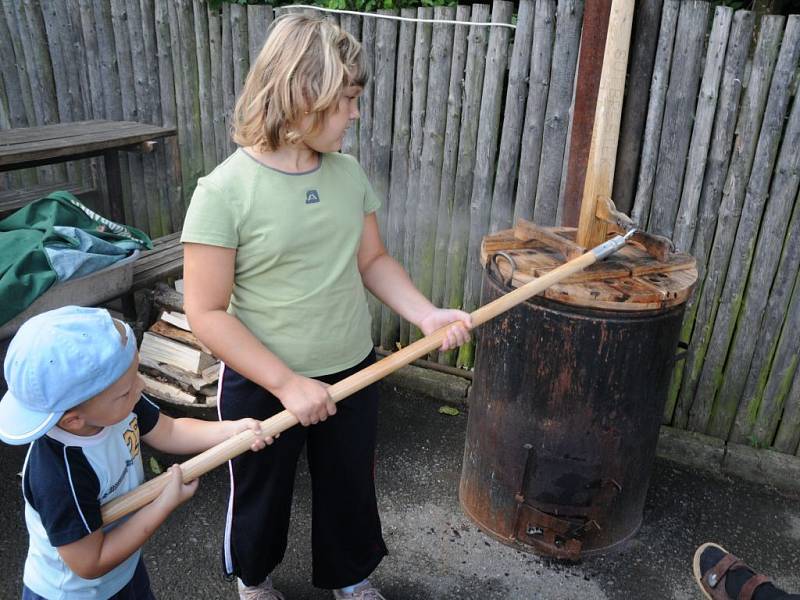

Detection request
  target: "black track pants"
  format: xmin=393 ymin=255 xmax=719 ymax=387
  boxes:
xmin=217 ymin=351 xmax=387 ymax=589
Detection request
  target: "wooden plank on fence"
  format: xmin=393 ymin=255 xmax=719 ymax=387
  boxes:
xmin=706 ymin=17 xmax=800 ymax=441
xmin=380 ymin=8 xmax=416 ymax=351
xmin=339 ymin=14 xmax=361 ymax=159
xmin=155 ymin=0 xmax=183 ymax=227
xmin=410 ymin=5 xmax=455 ymax=344
xmin=532 ymin=0 xmax=584 ymax=226
xmin=669 ymin=9 xmax=756 ymax=422
xmin=372 ymin=10 xmax=398 ymax=243
xmin=612 ymin=0 xmax=663 ymax=216
xmin=176 ymin=0 xmax=204 ymax=199
xmin=400 ymin=7 xmax=432 ymax=345
xmin=513 ymin=0 xmax=556 ymax=224
xmin=193 ymin=0 xmax=216 ymax=175
xmin=630 ymin=0 xmax=679 ymax=229
xmin=221 ymin=3 xmax=236 ymax=157
xmin=1 ymin=3 xmax=35 ymax=127
xmin=441 ymin=3 xmax=491 ymax=364
xmin=126 ymin=0 xmax=162 ymax=236
xmin=140 ymin=0 xmax=171 ymax=235
xmin=430 ymin=4 xmax=470 ymax=317
xmin=247 ymin=4 xmax=273 ymax=64
xmin=672 ymin=6 xmax=733 ymax=253
xmin=679 ymin=16 xmax=785 ymax=435
xmin=359 ymin=14 xmax=376 ymax=184
xmin=110 ymin=0 xmax=140 ymax=226
xmin=771 ymin=265 xmax=800 ymax=455
xmin=670 ymin=10 xmax=756 ymax=428
xmin=460 ymin=0 xmax=514 ymax=366
xmin=745 ymin=185 xmax=800 ymax=449
xmin=40 ymin=0 xmax=77 ymax=123
xmin=489 ymin=0 xmax=535 ymax=232
xmin=648 ymin=0 xmax=710 ymax=240
xmin=207 ymin=6 xmax=227 ymax=165
xmin=231 ymin=3 xmax=249 ymax=105
xmin=372 ymin=9 xmax=398 ymax=347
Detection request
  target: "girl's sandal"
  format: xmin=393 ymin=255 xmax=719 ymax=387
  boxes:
xmin=693 ymin=542 xmax=771 ymax=600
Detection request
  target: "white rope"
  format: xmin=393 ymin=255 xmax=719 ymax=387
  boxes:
xmin=279 ymin=5 xmax=517 ymax=29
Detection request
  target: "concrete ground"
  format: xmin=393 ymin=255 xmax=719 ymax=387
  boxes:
xmin=1 ymin=382 xmax=798 ymax=600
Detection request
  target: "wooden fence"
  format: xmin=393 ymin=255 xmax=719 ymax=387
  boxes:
xmin=1 ymin=0 xmax=799 ymax=457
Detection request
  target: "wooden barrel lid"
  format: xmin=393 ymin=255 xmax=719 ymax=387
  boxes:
xmin=480 ymin=224 xmax=697 ymax=311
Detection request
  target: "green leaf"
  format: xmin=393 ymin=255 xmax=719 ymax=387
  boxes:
xmin=438 ymin=405 xmax=460 ymax=416
xmin=149 ymin=456 xmax=163 ymax=475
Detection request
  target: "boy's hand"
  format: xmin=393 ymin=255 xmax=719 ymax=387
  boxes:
xmin=275 ymin=374 xmax=335 ymax=427
xmin=226 ymin=418 xmax=276 ymax=451
xmin=154 ymin=465 xmax=198 ymax=513
xmin=419 ymin=308 xmax=473 ymax=351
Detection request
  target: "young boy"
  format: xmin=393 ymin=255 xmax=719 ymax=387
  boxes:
xmin=0 ymin=306 xmax=270 ymax=599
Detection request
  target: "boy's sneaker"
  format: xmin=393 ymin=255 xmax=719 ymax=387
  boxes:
xmin=238 ymin=577 xmax=286 ymax=600
xmin=332 ymin=581 xmax=387 ymax=600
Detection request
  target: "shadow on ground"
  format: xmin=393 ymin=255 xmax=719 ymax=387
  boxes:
xmin=1 ymin=383 xmax=798 ymax=599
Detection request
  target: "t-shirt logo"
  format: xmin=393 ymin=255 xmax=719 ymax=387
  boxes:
xmin=305 ymin=189 xmax=320 ymax=204
xmin=124 ymin=416 xmax=140 ymax=459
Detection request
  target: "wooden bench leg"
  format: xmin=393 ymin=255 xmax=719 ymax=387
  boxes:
xmin=103 ymin=150 xmax=124 ymax=224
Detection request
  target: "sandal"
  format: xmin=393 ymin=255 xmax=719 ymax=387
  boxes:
xmin=693 ymin=542 xmax=771 ymax=600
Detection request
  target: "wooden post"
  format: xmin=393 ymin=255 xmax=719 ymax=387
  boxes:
xmin=576 ymin=0 xmax=634 ymax=249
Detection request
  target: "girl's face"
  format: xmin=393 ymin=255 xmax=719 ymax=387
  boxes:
xmin=301 ymin=85 xmax=362 ymax=153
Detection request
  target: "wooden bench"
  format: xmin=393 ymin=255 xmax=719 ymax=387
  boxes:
xmin=0 ymin=120 xmax=179 ymax=336
xmin=131 ymin=231 xmax=183 ymax=292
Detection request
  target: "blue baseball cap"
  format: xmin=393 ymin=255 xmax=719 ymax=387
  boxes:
xmin=0 ymin=306 xmax=136 ymax=445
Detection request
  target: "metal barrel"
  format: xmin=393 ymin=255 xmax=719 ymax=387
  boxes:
xmin=459 ymin=267 xmax=686 ymax=560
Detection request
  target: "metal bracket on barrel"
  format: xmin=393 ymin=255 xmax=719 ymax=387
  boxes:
xmin=513 ymin=502 xmax=590 ymax=561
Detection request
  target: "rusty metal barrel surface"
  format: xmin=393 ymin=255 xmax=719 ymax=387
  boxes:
xmin=459 ymin=266 xmax=686 ymax=560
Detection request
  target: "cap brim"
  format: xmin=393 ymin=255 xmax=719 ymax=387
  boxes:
xmin=0 ymin=389 xmax=62 ymax=445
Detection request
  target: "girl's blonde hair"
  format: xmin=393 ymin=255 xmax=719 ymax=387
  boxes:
xmin=233 ymin=13 xmax=367 ymax=151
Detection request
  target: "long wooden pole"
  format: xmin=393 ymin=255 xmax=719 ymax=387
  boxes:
xmin=101 ymin=233 xmax=633 ymax=524
xmin=576 ymin=0 xmax=635 ymax=248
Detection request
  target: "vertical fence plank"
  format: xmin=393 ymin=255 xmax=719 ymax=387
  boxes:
xmin=155 ymin=0 xmax=183 ymax=229
xmin=531 ymin=0 xmax=584 ymax=225
xmin=430 ymin=5 xmax=470 ymax=318
xmin=194 ymin=0 xmax=216 ymax=175
xmin=772 ymin=266 xmax=800 ymax=454
xmin=630 ymin=0 xmax=679 ymax=228
xmin=221 ymin=3 xmax=236 ymax=157
xmin=126 ymin=0 xmax=163 ymax=236
xmin=247 ymin=4 xmax=273 ymax=64
xmin=400 ymin=7 xmax=432 ymax=345
xmin=231 ymin=3 xmax=249 ymax=104
xmin=339 ymin=14 xmax=361 ymax=158
xmin=410 ymin=6 xmax=456 ymax=345
xmin=371 ymin=10 xmax=399 ymax=346
xmin=441 ymin=4 xmax=491 ymax=364
xmin=744 ymin=185 xmax=800 ymax=447
xmin=359 ymin=14 xmax=376 ymax=183
xmin=671 ymin=6 xmax=733 ymax=252
xmin=668 ymin=12 xmax=756 ymax=427
xmin=380 ymin=8 xmax=416 ymax=351
xmin=513 ymin=0 xmax=556 ymax=223
xmin=612 ymin=0 xmax=663 ymax=216
xmin=489 ymin=0 xmax=535 ymax=232
xmin=79 ymin=0 xmax=103 ymax=119
xmin=2 ymin=2 xmax=35 ymax=127
xmin=648 ymin=0 xmax=710 ymax=239
xmin=207 ymin=6 xmax=227 ymax=164
xmin=110 ymin=0 xmax=141 ymax=226
xmin=460 ymin=0 xmax=514 ymax=367
xmin=703 ymin=18 xmax=800 ymax=440
xmin=177 ymin=0 xmax=204 ymax=199
xmin=679 ymin=16 xmax=785 ymax=434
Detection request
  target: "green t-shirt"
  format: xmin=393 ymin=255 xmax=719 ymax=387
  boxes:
xmin=180 ymin=149 xmax=381 ymax=376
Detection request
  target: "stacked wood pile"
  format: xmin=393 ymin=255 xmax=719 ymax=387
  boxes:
xmin=137 ymin=282 xmax=220 ymax=409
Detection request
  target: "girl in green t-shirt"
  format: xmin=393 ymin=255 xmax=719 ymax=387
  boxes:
xmin=181 ymin=14 xmax=472 ymax=600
